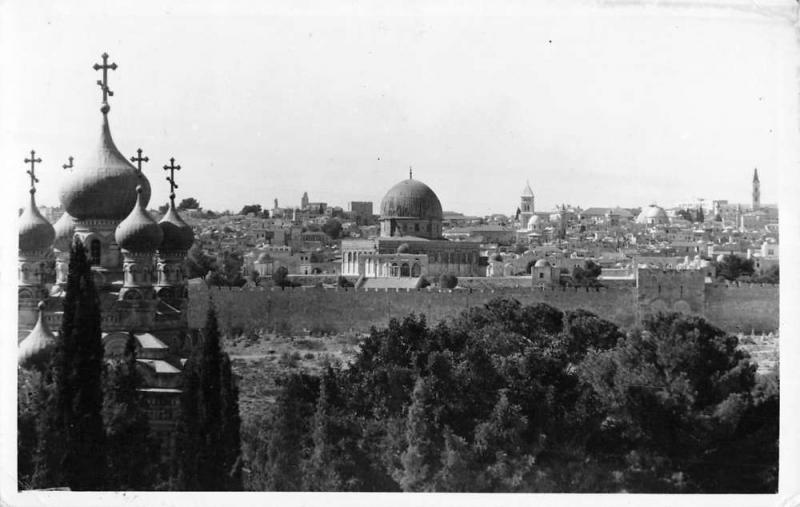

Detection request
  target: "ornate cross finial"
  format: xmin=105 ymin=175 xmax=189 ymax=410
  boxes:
xmin=93 ymin=52 xmax=118 ymax=112
xmin=163 ymin=157 xmax=181 ymax=202
xmin=24 ymin=150 xmax=42 ymax=194
xmin=62 ymin=156 xmax=74 ymax=170
xmin=130 ymin=148 xmax=149 ymax=175
xmin=409 ymin=165 xmax=413 ymax=179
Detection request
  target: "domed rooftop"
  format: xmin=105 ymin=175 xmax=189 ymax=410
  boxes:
xmin=256 ymin=252 xmax=272 ymax=263
xmin=635 ymin=204 xmax=668 ymax=225
xmin=158 ymin=201 xmax=194 ymax=253
xmin=52 ymin=211 xmax=76 ymax=252
xmin=380 ymin=177 xmax=443 ymax=221
xmin=18 ymin=302 xmax=56 ymax=370
xmin=115 ymin=186 xmax=163 ymax=253
xmin=397 ymin=243 xmax=410 ymax=254
xmin=527 ymin=215 xmax=541 ymax=229
xmin=19 ymin=191 xmax=55 ymax=253
xmin=534 ymin=259 xmax=550 ymax=268
xmin=59 ymin=114 xmax=151 ymax=221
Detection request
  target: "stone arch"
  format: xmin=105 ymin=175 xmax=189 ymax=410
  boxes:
xmin=400 ymin=263 xmax=410 ymax=277
xmin=103 ymin=331 xmax=133 ymax=357
xmin=411 ymin=262 xmax=421 ymax=277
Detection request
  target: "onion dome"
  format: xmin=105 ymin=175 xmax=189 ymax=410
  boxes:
xmin=380 ymin=177 xmax=443 ymax=221
xmin=59 ymin=114 xmax=151 ymax=221
xmin=534 ymin=259 xmax=550 ymax=268
xmin=19 ymin=191 xmax=55 ymax=252
xmin=158 ymin=201 xmax=194 ymax=253
xmin=18 ymin=302 xmax=56 ymax=370
xmin=115 ymin=186 xmax=163 ymax=252
xmin=52 ymin=211 xmax=76 ymax=252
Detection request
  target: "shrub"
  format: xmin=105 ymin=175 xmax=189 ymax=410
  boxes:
xmin=439 ymin=273 xmax=458 ymax=289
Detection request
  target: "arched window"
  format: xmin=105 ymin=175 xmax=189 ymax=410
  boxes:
xmin=90 ymin=239 xmax=101 ymax=265
xmin=411 ymin=263 xmax=421 ymax=277
xmin=415 ymin=223 xmax=420 ymax=232
xmin=401 ymin=263 xmax=410 ymax=277
xmin=391 ymin=263 xmax=399 ymax=277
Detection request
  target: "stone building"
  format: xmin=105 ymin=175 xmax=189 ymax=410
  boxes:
xmin=518 ymin=181 xmax=535 ymax=228
xmin=17 ymin=53 xmax=194 ymax=439
xmin=341 ymin=173 xmax=483 ymax=281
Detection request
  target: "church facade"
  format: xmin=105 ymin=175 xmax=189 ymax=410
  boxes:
xmin=17 ymin=53 xmax=194 ymax=438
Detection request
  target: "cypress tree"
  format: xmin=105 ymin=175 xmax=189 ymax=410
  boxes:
xmin=34 ymin=238 xmax=106 ymax=490
xmin=103 ymin=333 xmax=158 ymax=489
xmin=175 ymin=303 xmax=242 ymax=490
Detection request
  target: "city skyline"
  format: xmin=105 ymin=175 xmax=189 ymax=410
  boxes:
xmin=3 ymin=1 xmax=796 ymax=218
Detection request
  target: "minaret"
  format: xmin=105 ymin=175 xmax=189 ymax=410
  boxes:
xmin=18 ymin=150 xmax=55 ymax=337
xmin=114 ymin=185 xmax=164 ymax=331
xmin=301 ymin=191 xmax=309 ymax=210
xmin=156 ymin=157 xmax=194 ymax=314
xmin=752 ymin=168 xmax=760 ymax=210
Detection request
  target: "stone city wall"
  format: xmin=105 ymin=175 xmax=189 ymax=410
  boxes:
xmin=188 ymin=280 xmax=778 ymax=336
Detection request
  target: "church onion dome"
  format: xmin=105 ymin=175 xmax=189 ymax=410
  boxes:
xmin=52 ymin=211 xmax=76 ymax=252
xmin=115 ymin=186 xmax=163 ymax=253
xmin=534 ymin=259 xmax=550 ymax=268
xmin=19 ymin=191 xmax=55 ymax=252
xmin=158 ymin=201 xmax=194 ymax=253
xmin=58 ymin=114 xmax=151 ymax=221
xmin=380 ymin=178 xmax=443 ymax=221
xmin=18 ymin=302 xmax=56 ymax=370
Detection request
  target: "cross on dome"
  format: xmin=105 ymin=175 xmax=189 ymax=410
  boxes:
xmin=131 ymin=148 xmax=149 ymax=175
xmin=409 ymin=166 xmax=413 ymax=179
xmin=24 ymin=150 xmax=42 ymax=194
xmin=163 ymin=157 xmax=181 ymax=201
xmin=93 ymin=52 xmax=118 ymax=113
xmin=62 ymin=156 xmax=74 ymax=170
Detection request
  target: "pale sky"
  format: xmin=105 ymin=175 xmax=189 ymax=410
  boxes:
xmin=2 ymin=0 xmax=798 ymax=217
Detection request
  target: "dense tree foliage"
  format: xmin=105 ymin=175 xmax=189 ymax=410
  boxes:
xmin=239 ymin=204 xmax=263 ymax=216
xmin=175 ymin=304 xmax=243 ymax=490
xmin=439 ymin=273 xmax=458 ymax=289
xmin=321 ymin=218 xmax=343 ymax=240
xmin=102 ymin=334 xmax=160 ymax=489
xmin=244 ymin=298 xmax=777 ymax=492
xmin=178 ymin=197 xmax=200 ymax=210
xmin=207 ymin=250 xmax=246 ymax=287
xmin=715 ymin=254 xmax=755 ymax=281
xmin=32 ymin=239 xmax=106 ymax=490
xmin=185 ymin=243 xmax=216 ymax=280
xmin=571 ymin=260 xmax=602 ymax=286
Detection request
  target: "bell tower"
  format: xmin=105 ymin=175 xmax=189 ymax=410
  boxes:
xmin=752 ymin=168 xmax=760 ymax=210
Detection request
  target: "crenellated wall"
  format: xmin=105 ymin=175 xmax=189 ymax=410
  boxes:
xmin=188 ymin=280 xmax=778 ymax=336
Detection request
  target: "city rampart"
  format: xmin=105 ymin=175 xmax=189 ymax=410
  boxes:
xmin=188 ymin=279 xmax=778 ymax=336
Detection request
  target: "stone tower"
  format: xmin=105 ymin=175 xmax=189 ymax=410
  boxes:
xmin=519 ymin=181 xmax=534 ymax=227
xmin=752 ymin=168 xmax=760 ymax=210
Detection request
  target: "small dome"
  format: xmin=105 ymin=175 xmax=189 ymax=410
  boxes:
xmin=19 ymin=302 xmax=56 ymax=370
xmin=534 ymin=259 xmax=550 ymax=268
xmin=635 ymin=204 xmax=668 ymax=225
xmin=19 ymin=192 xmax=55 ymax=252
xmin=527 ymin=215 xmax=541 ymax=229
xmin=256 ymin=252 xmax=271 ymax=263
xmin=397 ymin=243 xmax=410 ymax=254
xmin=380 ymin=178 xmax=443 ymax=221
xmin=158 ymin=201 xmax=194 ymax=253
xmin=716 ymin=254 xmax=727 ymax=263
xmin=115 ymin=186 xmax=163 ymax=253
xmin=52 ymin=211 xmax=76 ymax=252
xmin=59 ymin=114 xmax=151 ymax=221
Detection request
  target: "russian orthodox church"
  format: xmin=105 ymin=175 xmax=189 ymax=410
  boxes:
xmin=17 ymin=53 xmax=194 ymax=437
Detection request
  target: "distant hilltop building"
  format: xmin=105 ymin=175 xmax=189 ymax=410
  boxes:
xmin=17 ymin=53 xmax=194 ymax=440
xmin=341 ymin=171 xmax=483 ymax=285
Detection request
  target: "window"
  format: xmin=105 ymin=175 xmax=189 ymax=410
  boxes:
xmin=539 ymin=272 xmax=544 ymax=279
xmin=90 ymin=239 xmax=101 ymax=265
xmin=415 ymin=223 xmax=420 ymax=232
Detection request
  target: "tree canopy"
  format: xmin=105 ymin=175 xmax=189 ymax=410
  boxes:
xmin=244 ymin=298 xmax=777 ymax=492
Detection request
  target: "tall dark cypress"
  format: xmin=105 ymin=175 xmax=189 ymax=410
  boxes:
xmin=175 ymin=302 xmax=242 ymax=490
xmin=102 ymin=334 xmax=157 ymax=489
xmin=34 ymin=239 xmax=106 ymax=490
